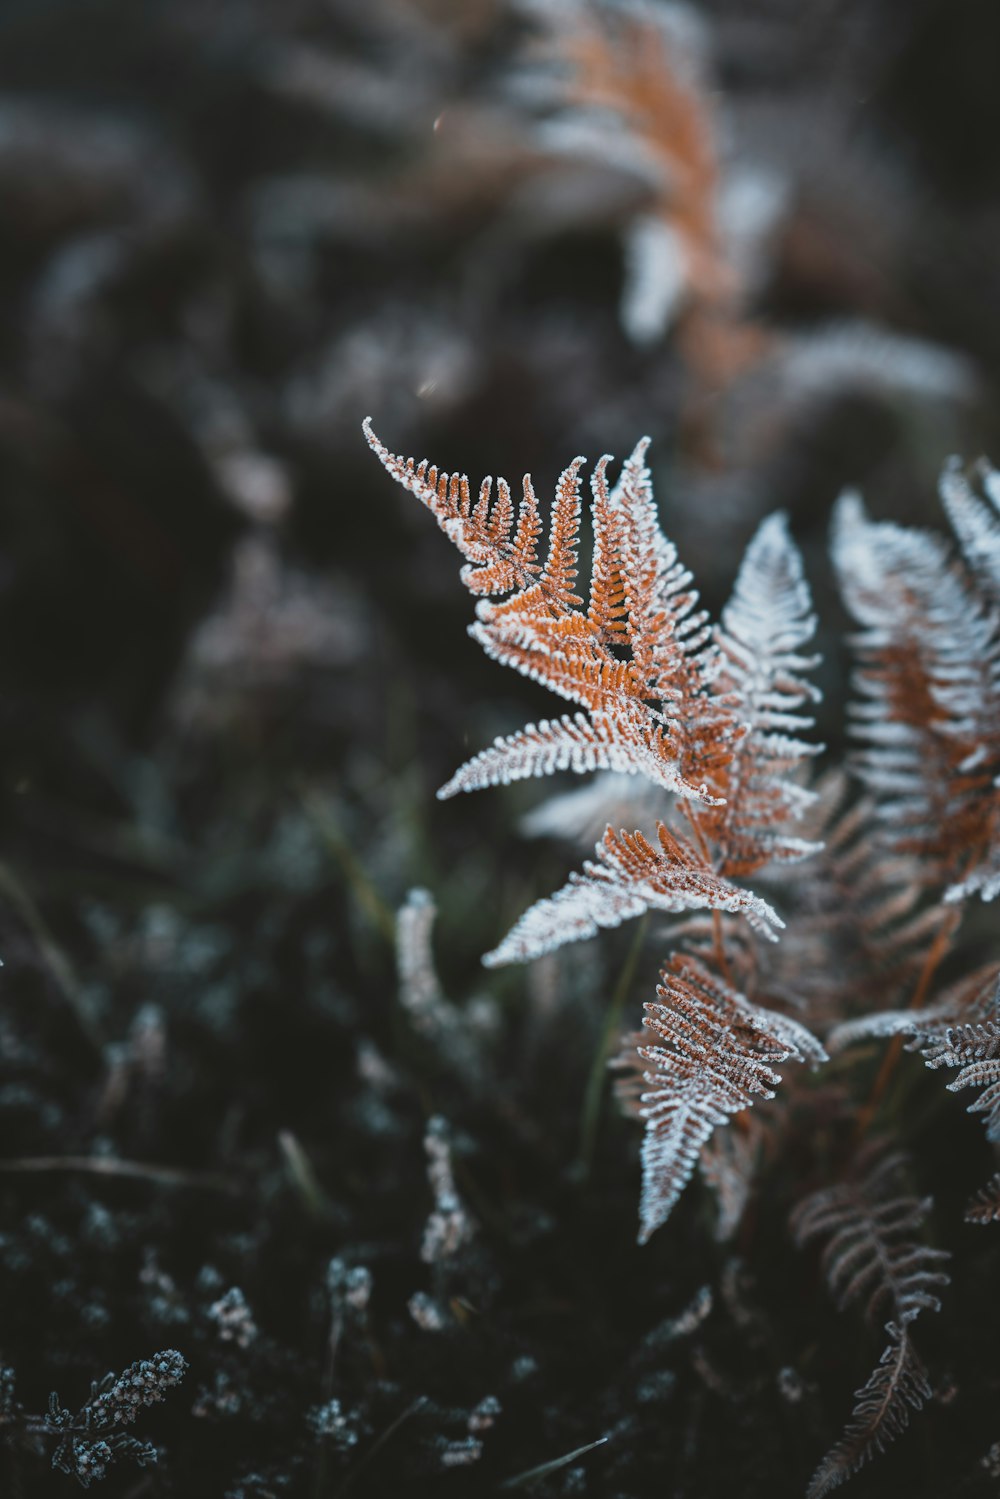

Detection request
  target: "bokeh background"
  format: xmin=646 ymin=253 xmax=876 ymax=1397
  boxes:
xmin=1 ymin=2 xmax=1000 ymax=1496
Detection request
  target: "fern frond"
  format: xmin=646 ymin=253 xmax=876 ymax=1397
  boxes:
xmin=827 ymin=968 xmax=1000 ymax=1219
xmin=791 ymin=1152 xmax=949 ymax=1325
xmin=367 ymin=421 xmax=737 ymax=804
xmin=617 ymin=954 xmax=823 ymax=1242
xmin=363 ymin=419 xmax=543 ymax=597
xmin=792 ymin=1150 xmax=949 ymax=1497
xmin=439 ymin=705 xmax=702 ymax=801
xmin=369 ymin=424 xmax=828 ymax=1244
xmin=832 ymin=477 xmax=1000 ymax=899
xmin=396 ymin=889 xmax=487 ymax=1076
xmin=924 ymin=1015 xmax=1000 ymax=1140
xmin=805 ymin=1320 xmax=932 ymax=1499
xmin=485 ymin=821 xmax=783 ymax=967
xmin=706 ymin=510 xmax=824 ymax=876
xmin=939 ymin=456 xmax=1000 ymax=599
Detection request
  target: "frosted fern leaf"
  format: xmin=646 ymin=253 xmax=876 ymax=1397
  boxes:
xmin=707 ymin=510 xmax=824 ymax=875
xmin=616 ymin=954 xmax=824 ymax=1243
xmin=369 ymin=423 xmax=825 ymax=1238
xmin=365 ymin=420 xmax=738 ymax=806
xmin=833 ymin=467 xmax=1000 ymax=902
xmin=484 ymin=820 xmax=783 ymax=967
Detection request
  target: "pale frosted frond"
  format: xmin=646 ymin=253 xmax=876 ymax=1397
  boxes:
xmin=827 ymin=964 xmax=997 ymax=1056
xmin=484 ymin=821 xmax=782 ymax=967
xmin=616 ymin=954 xmax=822 ymax=1242
xmin=832 ymin=486 xmax=1000 ymax=895
xmin=439 ymin=705 xmax=702 ymax=801
xmin=709 ymin=511 xmax=824 ymax=875
xmin=396 ymin=889 xmax=486 ymax=1075
xmin=924 ymin=1016 xmax=1000 ymax=1142
xmin=396 ymin=888 xmax=449 ymax=1033
xmin=940 ymin=457 xmax=1000 ymax=600
xmin=945 ymin=842 xmax=1000 ymax=905
xmin=826 ymin=1007 xmax=931 ymax=1054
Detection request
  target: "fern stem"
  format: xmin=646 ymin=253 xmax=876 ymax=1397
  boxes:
xmin=576 ymin=914 xmax=649 ymax=1179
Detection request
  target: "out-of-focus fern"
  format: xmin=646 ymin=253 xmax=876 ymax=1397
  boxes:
xmin=833 ymin=461 xmax=1000 ymax=905
xmin=791 ymin=1151 xmax=950 ymax=1498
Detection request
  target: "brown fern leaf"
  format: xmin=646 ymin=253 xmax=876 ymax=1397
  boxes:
xmin=562 ymin=7 xmax=729 ymax=316
xmin=616 ymin=954 xmax=824 ymax=1243
xmin=370 ymin=423 xmax=826 ymax=1238
xmin=791 ymin=1149 xmax=950 ymax=1497
xmin=791 ymin=1151 xmax=950 ymax=1324
xmin=832 ymin=468 xmax=1000 ymax=902
xmin=546 ymin=0 xmax=767 ymax=386
xmin=805 ymin=1322 xmax=932 ymax=1499
xmin=366 ymin=421 xmax=736 ymax=802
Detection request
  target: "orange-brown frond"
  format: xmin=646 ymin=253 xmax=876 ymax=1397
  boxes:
xmin=587 ymin=453 xmax=631 ymax=644
xmin=364 ymin=419 xmax=543 ymax=597
xmin=369 ymin=424 xmax=731 ymax=806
